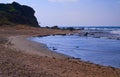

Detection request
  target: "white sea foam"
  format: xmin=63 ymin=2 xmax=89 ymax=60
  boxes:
xmin=110 ymin=30 xmax=120 ymax=35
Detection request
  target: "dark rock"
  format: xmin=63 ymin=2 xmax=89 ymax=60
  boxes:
xmin=76 ymin=46 xmax=79 ymax=48
xmin=52 ymin=47 xmax=57 ymax=50
xmin=0 ymin=2 xmax=39 ymax=27
xmin=84 ymin=32 xmax=89 ymax=36
xmin=51 ymin=25 xmax=59 ymax=29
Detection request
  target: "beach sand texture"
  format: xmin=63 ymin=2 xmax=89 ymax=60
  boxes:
xmin=0 ymin=26 xmax=120 ymax=77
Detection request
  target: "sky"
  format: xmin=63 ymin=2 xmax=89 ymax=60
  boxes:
xmin=0 ymin=0 xmax=120 ymax=27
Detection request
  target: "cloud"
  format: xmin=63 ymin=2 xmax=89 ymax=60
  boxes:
xmin=48 ymin=0 xmax=79 ymax=2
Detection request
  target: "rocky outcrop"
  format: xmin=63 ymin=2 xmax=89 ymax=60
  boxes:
xmin=0 ymin=2 xmax=40 ymax=27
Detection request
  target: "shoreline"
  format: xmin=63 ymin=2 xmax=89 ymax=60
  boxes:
xmin=0 ymin=26 xmax=120 ymax=77
xmin=9 ymin=34 xmax=120 ymax=69
xmin=29 ymin=34 xmax=120 ymax=68
xmin=9 ymin=35 xmax=69 ymax=59
xmin=9 ymin=34 xmax=120 ymax=67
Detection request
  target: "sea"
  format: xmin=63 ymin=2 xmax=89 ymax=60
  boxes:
xmin=60 ymin=26 xmax=120 ymax=35
xmin=29 ymin=26 xmax=120 ymax=68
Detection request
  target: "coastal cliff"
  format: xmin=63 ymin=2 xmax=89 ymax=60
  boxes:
xmin=0 ymin=2 xmax=39 ymax=27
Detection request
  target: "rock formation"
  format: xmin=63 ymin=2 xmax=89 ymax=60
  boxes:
xmin=0 ymin=2 xmax=39 ymax=27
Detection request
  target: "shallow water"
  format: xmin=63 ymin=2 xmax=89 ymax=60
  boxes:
xmin=29 ymin=35 xmax=120 ymax=68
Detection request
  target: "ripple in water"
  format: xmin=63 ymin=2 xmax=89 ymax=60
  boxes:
xmin=29 ymin=35 xmax=120 ymax=68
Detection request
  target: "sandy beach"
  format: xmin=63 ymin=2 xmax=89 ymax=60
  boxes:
xmin=0 ymin=26 xmax=120 ymax=77
xmin=9 ymin=35 xmax=68 ymax=59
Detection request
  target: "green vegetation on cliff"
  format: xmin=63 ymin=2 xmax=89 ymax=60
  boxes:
xmin=0 ymin=2 xmax=39 ymax=27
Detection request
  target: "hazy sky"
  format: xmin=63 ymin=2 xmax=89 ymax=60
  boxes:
xmin=0 ymin=0 xmax=120 ymax=26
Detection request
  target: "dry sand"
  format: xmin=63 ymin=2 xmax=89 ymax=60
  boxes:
xmin=0 ymin=26 xmax=120 ymax=77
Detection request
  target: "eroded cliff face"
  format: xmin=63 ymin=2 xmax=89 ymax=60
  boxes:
xmin=0 ymin=2 xmax=40 ymax=27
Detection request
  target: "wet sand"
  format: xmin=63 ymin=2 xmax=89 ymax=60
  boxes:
xmin=9 ymin=35 xmax=68 ymax=58
xmin=0 ymin=25 xmax=120 ymax=77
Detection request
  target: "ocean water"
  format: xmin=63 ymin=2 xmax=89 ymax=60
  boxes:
xmin=61 ymin=26 xmax=120 ymax=35
xmin=29 ymin=35 xmax=120 ymax=68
